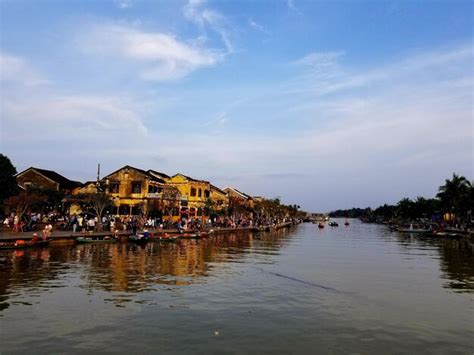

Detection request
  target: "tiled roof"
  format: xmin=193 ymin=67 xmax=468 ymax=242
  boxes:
xmin=21 ymin=167 xmax=82 ymax=190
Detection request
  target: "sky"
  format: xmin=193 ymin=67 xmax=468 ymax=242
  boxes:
xmin=0 ymin=0 xmax=472 ymax=212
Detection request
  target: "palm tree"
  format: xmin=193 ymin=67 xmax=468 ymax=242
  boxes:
xmin=436 ymin=173 xmax=471 ymax=221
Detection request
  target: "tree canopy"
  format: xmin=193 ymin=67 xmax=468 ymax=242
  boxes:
xmin=330 ymin=172 xmax=472 ymax=224
xmin=0 ymin=154 xmax=19 ymax=208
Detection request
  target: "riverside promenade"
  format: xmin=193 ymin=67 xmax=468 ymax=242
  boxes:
xmin=0 ymin=222 xmax=295 ymax=242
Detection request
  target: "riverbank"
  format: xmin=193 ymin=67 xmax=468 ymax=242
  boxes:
xmin=0 ymin=222 xmax=296 ymax=242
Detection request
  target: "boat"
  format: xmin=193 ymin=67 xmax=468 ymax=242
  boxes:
xmin=344 ymin=218 xmax=350 ymax=226
xmin=328 ymin=222 xmax=339 ymax=227
xmin=396 ymin=224 xmax=431 ymax=233
xmin=318 ymin=223 xmax=325 ymax=229
xmin=432 ymin=231 xmax=461 ymax=239
xmin=0 ymin=240 xmax=50 ymax=250
xmin=76 ymin=236 xmax=116 ymax=243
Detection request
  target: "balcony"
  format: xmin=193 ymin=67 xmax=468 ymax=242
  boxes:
xmin=147 ymin=193 xmax=163 ymax=199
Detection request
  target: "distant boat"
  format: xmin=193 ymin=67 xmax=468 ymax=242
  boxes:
xmin=344 ymin=218 xmax=350 ymax=226
xmin=396 ymin=224 xmax=431 ymax=233
xmin=318 ymin=223 xmax=325 ymax=229
xmin=328 ymin=221 xmax=339 ymax=227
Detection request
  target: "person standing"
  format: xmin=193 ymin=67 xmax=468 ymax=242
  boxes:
xmin=13 ymin=215 xmax=19 ymax=233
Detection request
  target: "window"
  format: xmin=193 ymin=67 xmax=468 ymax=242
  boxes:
xmin=198 ymin=188 xmax=202 ymax=197
xmin=119 ymin=204 xmax=130 ymax=215
xmin=110 ymin=182 xmax=119 ymax=193
xmin=204 ymin=190 xmax=210 ymax=198
xmin=132 ymin=181 xmax=142 ymax=194
xmin=148 ymin=185 xmax=158 ymax=193
xmin=190 ymin=187 xmax=196 ymax=196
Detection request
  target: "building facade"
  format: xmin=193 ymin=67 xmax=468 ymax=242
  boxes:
xmin=16 ymin=167 xmax=82 ymax=194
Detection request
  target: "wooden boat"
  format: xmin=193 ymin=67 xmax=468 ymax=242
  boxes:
xmin=76 ymin=236 xmax=116 ymax=243
xmin=318 ymin=223 xmax=325 ymax=229
xmin=0 ymin=240 xmax=50 ymax=250
xmin=396 ymin=225 xmax=431 ymax=233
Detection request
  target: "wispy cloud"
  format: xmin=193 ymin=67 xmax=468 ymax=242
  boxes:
xmin=248 ymin=18 xmax=270 ymax=35
xmin=0 ymin=53 xmax=50 ymax=86
xmin=287 ymin=0 xmax=296 ymax=10
xmin=116 ymin=0 xmax=133 ymax=9
xmin=3 ymin=95 xmax=148 ymax=135
xmin=286 ymin=0 xmax=302 ymax=15
xmin=183 ymin=0 xmax=234 ymax=53
xmin=78 ymin=24 xmax=223 ymax=81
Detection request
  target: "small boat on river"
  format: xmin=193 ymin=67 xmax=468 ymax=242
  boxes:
xmin=329 ymin=222 xmax=339 ymax=227
xmin=432 ymin=231 xmax=461 ymax=239
xmin=396 ymin=224 xmax=431 ymax=234
xmin=318 ymin=223 xmax=325 ymax=229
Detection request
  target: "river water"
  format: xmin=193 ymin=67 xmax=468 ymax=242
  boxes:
xmin=0 ymin=220 xmax=473 ymax=354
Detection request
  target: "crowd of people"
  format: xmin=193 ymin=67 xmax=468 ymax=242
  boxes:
xmin=2 ymin=209 xmax=298 ymax=236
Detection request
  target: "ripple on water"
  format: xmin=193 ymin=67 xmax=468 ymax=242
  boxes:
xmin=0 ymin=223 xmax=473 ymax=354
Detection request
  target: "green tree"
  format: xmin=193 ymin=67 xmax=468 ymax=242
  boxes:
xmin=68 ymin=193 xmax=111 ymax=230
xmin=4 ymin=191 xmax=44 ymax=222
xmin=0 ymin=154 xmax=18 ymax=209
xmin=396 ymin=198 xmax=415 ymax=220
xmin=437 ymin=173 xmax=471 ymax=220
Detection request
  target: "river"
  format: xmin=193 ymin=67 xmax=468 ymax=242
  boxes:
xmin=0 ymin=220 xmax=473 ymax=354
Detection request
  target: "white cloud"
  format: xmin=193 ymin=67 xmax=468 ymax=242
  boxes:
xmin=3 ymin=95 xmax=148 ymax=135
xmin=248 ymin=18 xmax=270 ymax=35
xmin=79 ymin=24 xmax=223 ymax=81
xmin=294 ymin=51 xmax=345 ymax=68
xmin=116 ymin=0 xmax=133 ymax=9
xmin=183 ymin=0 xmax=234 ymax=53
xmin=0 ymin=53 xmax=50 ymax=86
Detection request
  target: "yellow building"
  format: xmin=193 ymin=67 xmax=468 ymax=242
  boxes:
xmin=101 ymin=165 xmax=168 ymax=216
xmin=165 ymin=173 xmax=212 ymax=220
xmin=210 ymin=184 xmax=229 ymax=212
xmin=223 ymin=187 xmax=254 ymax=209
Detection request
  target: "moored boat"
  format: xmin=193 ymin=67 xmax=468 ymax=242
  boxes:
xmin=329 ymin=222 xmax=339 ymax=227
xmin=432 ymin=231 xmax=461 ymax=239
xmin=396 ymin=224 xmax=431 ymax=233
xmin=318 ymin=223 xmax=325 ymax=229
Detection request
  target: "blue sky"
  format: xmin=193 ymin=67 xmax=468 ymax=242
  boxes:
xmin=1 ymin=0 xmax=472 ymax=211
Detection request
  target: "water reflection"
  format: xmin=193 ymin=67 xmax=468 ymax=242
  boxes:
xmin=1 ymin=224 xmax=473 ymax=354
xmin=391 ymin=232 xmax=474 ymax=292
xmin=0 ymin=229 xmax=294 ymax=308
xmin=438 ymin=239 xmax=474 ymax=292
